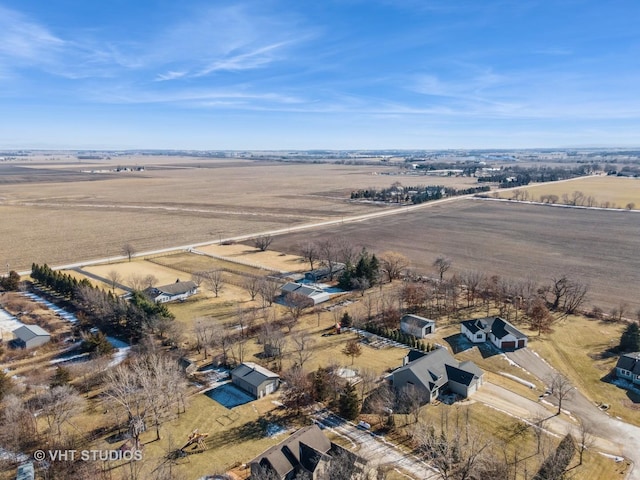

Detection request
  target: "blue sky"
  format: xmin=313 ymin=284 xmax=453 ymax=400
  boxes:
xmin=1 ymin=0 xmax=639 ymax=150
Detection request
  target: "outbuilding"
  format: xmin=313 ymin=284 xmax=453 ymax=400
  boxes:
xmin=12 ymin=324 xmax=50 ymax=349
xmin=400 ymin=314 xmax=435 ymax=338
xmin=231 ymin=362 xmax=280 ymax=399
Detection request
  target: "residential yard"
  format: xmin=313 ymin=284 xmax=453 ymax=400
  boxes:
xmin=402 ymin=402 xmax=627 ymax=480
xmin=526 ymin=315 xmax=639 ymax=424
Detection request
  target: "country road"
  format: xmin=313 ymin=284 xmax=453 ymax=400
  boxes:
xmin=16 ymin=192 xmax=475 ymax=276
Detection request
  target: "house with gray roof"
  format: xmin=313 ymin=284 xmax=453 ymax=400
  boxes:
xmin=461 ymin=316 xmax=527 ymax=350
xmin=144 ymin=280 xmax=197 ymax=303
xmin=615 ymin=352 xmax=640 ymax=386
xmin=231 ymin=362 xmax=280 ymax=399
xmin=392 ymin=347 xmax=484 ymax=404
xmin=281 ymin=282 xmax=330 ymax=305
xmin=250 ymin=425 xmax=368 ymax=480
xmin=400 ymin=314 xmax=435 ymax=338
xmin=12 ymin=324 xmax=50 ymax=349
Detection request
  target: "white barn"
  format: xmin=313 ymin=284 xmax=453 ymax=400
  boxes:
xmin=400 ymin=314 xmax=435 ymax=338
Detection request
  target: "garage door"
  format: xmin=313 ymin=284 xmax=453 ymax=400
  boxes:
xmin=501 ymin=341 xmax=516 ymax=350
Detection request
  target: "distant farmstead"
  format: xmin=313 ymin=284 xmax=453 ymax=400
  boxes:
xmin=400 ymin=314 xmax=435 ymax=338
xmin=144 ymin=280 xmax=198 ymax=303
xmin=13 ymin=324 xmax=51 ymax=349
xmin=461 ymin=316 xmax=528 ymax=350
xmin=231 ymin=362 xmax=280 ymax=399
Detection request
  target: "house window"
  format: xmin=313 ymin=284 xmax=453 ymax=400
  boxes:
xmin=476 ymin=333 xmax=483 ymax=339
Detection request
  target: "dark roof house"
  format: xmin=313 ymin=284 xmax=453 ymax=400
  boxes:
xmin=250 ymin=425 xmax=368 ymax=480
xmin=461 ymin=316 xmax=528 ymax=350
xmin=615 ymin=352 xmax=640 ymax=386
xmin=392 ymin=347 xmax=483 ymax=404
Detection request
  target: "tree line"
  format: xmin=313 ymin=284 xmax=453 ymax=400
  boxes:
xmin=31 ymin=263 xmax=174 ymax=343
xmin=350 ymin=184 xmax=490 ymax=204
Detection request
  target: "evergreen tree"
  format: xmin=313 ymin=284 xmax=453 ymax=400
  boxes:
xmin=50 ymin=366 xmax=72 ymax=388
xmin=341 ymin=312 xmax=352 ymax=328
xmin=620 ymin=322 xmax=640 ymax=352
xmin=339 ymin=382 xmax=360 ymax=420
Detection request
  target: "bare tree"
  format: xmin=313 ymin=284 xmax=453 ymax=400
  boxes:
xmin=379 ymin=251 xmax=410 ymax=282
xmin=123 ymin=243 xmax=136 ymax=262
xmin=433 ymin=256 xmax=452 ymax=282
xmin=283 ymin=292 xmax=313 ymax=324
xmin=204 ymin=270 xmax=224 ymax=298
xmin=191 ymin=271 xmax=206 ymax=288
xmin=317 ymin=239 xmax=339 ymax=280
xmin=291 ymin=330 xmax=315 ymax=369
xmin=410 ymin=417 xmax=492 ymax=480
xmin=359 ymin=367 xmax=378 ymax=399
xmin=253 ymin=234 xmax=273 ymax=252
xmin=107 ymin=269 xmax=122 ymax=292
xmin=300 ymin=241 xmax=319 ymax=271
xmin=1 ymin=394 xmax=37 ymax=455
xmin=342 ymin=339 xmax=362 ymax=365
xmin=258 ymin=278 xmax=280 ymax=308
xmin=399 ymin=384 xmax=427 ymax=424
xmin=460 ymin=270 xmax=484 ymax=307
xmin=38 ymin=385 xmax=86 ymax=438
xmin=577 ymin=419 xmax=595 ymax=465
xmin=280 ymin=366 xmax=313 ymax=413
xmin=548 ymin=373 xmax=574 ymax=415
xmin=527 ymin=297 xmax=555 ymax=336
xmin=144 ymin=274 xmax=158 ymax=289
xmin=543 ymin=275 xmax=588 ymax=315
xmin=243 ymin=275 xmax=261 ymax=301
xmin=193 ymin=318 xmax=216 ymax=359
xmin=128 ymin=273 xmax=146 ymax=291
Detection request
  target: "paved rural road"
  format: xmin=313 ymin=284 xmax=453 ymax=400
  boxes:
xmin=498 ymin=349 xmax=640 ymax=480
xmin=16 ymin=193 xmax=475 ymax=276
xmin=312 ymin=408 xmax=439 ymax=479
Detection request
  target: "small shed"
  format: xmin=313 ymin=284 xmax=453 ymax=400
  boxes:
xmin=400 ymin=314 xmax=435 ymax=338
xmin=231 ymin=362 xmax=280 ymax=399
xmin=13 ymin=324 xmax=50 ymax=349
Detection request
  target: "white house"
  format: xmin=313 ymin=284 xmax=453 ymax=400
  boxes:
xmin=144 ymin=280 xmax=198 ymax=303
xmin=461 ymin=317 xmax=527 ymax=350
xmin=280 ymin=282 xmax=330 ymax=305
xmin=615 ymin=352 xmax=640 ymax=386
xmin=400 ymin=314 xmax=435 ymax=338
xmin=13 ymin=324 xmax=51 ymax=349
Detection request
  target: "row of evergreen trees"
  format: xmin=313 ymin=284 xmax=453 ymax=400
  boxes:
xmin=363 ymin=323 xmax=436 ymax=352
xmin=31 ymin=263 xmax=91 ymax=299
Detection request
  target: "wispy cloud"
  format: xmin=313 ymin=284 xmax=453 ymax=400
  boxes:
xmin=0 ymin=5 xmax=65 ymax=63
xmin=196 ymin=41 xmax=289 ymax=76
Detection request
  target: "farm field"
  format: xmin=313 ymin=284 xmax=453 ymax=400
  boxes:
xmin=497 ymin=175 xmax=640 ymax=208
xmin=0 ymin=157 xmax=481 ymax=272
xmin=270 ymin=199 xmax=640 ymax=311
